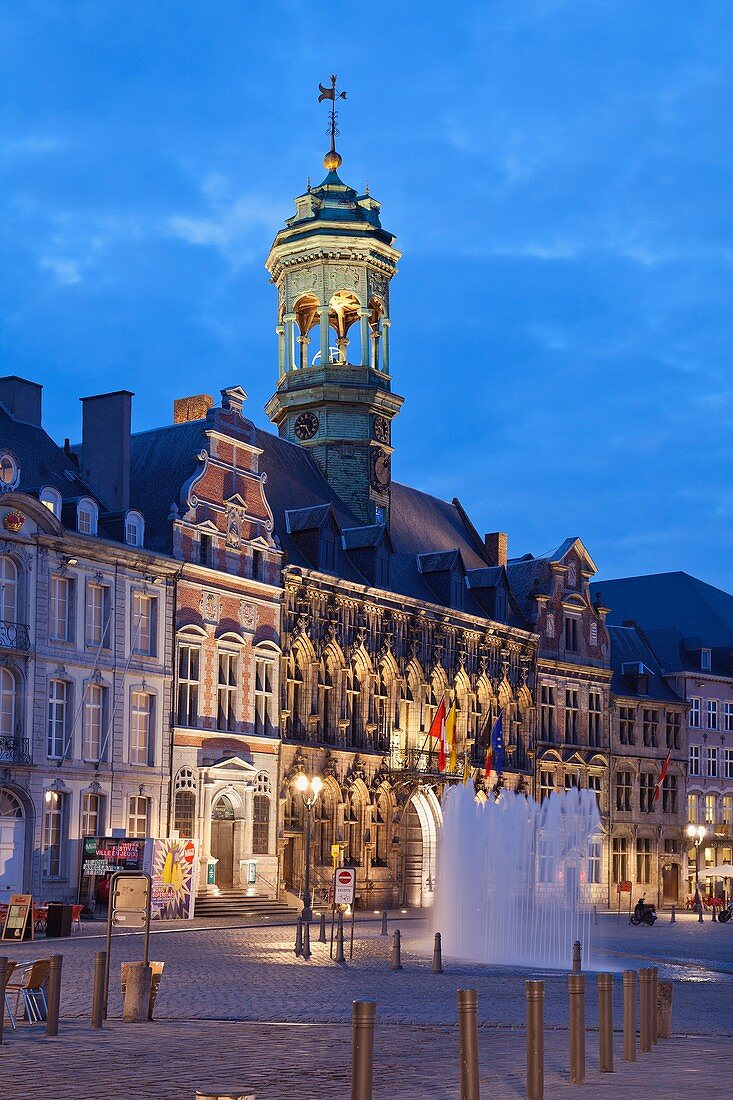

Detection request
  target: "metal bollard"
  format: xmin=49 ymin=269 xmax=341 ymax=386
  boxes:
xmin=712 ymin=904 xmax=718 ymax=922
xmin=639 ymin=969 xmax=652 ymax=1053
xmin=380 ymin=910 xmax=388 ymax=936
xmin=526 ymin=980 xmax=544 ymax=1100
xmin=457 ymin=989 xmax=480 ymax=1100
xmin=568 ymin=973 xmax=585 ymax=1084
xmin=351 ymin=1000 xmax=376 ymax=1100
xmin=593 ymin=905 xmax=598 ymax=926
xmin=91 ymin=951 xmax=106 ymax=1029
xmin=571 ymin=940 xmax=582 ymax=974
xmin=670 ymin=905 xmax=676 ymax=923
xmin=302 ymin=920 xmax=312 ymax=961
xmin=294 ymin=917 xmax=303 ymax=957
xmin=597 ymin=973 xmax=613 ymax=1073
xmin=698 ymin=905 xmax=704 ymax=923
xmin=0 ymin=957 xmax=8 ymax=1047
xmin=432 ymin=932 xmax=443 ymax=974
xmin=622 ymin=970 xmax=636 ymax=1062
xmin=318 ymin=912 xmax=327 ymax=943
xmin=335 ymin=911 xmax=346 ymax=964
xmin=46 ymin=954 xmax=63 ymax=1037
xmin=390 ymin=928 xmax=402 ymax=971
xmin=650 ymin=967 xmax=658 ymax=1044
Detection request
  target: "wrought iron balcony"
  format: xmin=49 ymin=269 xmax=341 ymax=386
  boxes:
xmin=0 ymin=620 xmax=31 ymax=651
xmin=0 ymin=734 xmax=32 ymax=765
xmin=386 ymin=746 xmax=463 ymax=781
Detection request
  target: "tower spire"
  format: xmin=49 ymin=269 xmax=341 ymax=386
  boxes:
xmin=318 ymin=74 xmax=347 ymax=171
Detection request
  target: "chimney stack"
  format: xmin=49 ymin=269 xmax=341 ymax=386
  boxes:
xmin=174 ymin=394 xmax=213 ymax=423
xmin=80 ymin=390 xmax=133 ymax=512
xmin=485 ymin=532 xmax=508 ymax=567
xmin=0 ymin=376 xmax=42 ymax=426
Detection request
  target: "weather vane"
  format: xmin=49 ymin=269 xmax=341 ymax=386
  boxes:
xmin=318 ymin=74 xmax=347 ymax=170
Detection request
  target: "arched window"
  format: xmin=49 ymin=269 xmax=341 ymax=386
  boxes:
xmin=374 ymin=789 xmax=391 ymax=866
xmin=0 ymin=556 xmax=18 ymax=624
xmin=344 ymin=788 xmax=364 ymax=867
xmin=40 ymin=486 xmax=62 ymax=518
xmin=174 ymin=790 xmax=195 ymax=837
xmin=0 ymin=452 xmax=19 ymax=489
xmin=125 ymin=510 xmax=145 ymax=547
xmin=318 ymin=657 xmax=334 ymax=743
xmin=346 ymin=661 xmax=362 ymax=746
xmin=212 ymin=794 xmax=235 ymax=820
xmin=0 ymin=788 xmax=24 ymax=818
xmin=373 ymin=667 xmax=390 ymax=750
xmin=286 ymin=650 xmax=306 ymax=738
xmin=284 ymin=786 xmax=303 ymax=832
xmin=77 ymin=498 xmax=98 ymax=536
xmin=253 ymin=775 xmax=271 ymax=855
xmin=0 ymin=667 xmax=18 ymax=737
xmin=314 ymin=788 xmax=334 ymax=865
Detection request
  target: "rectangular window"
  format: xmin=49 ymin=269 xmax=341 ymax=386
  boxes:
xmin=725 ymin=703 xmax=733 ymax=733
xmin=177 ymin=644 xmax=199 ymax=726
xmin=86 ymin=583 xmax=110 ymax=648
xmin=724 ymin=747 xmax=733 ymax=780
xmin=539 ymin=770 xmax=554 ymax=803
xmin=564 ymin=689 xmax=579 ymax=744
xmin=639 ymin=772 xmax=655 ymax=813
xmin=664 ymin=838 xmax=679 ymax=854
xmin=706 ymin=746 xmax=719 ymax=778
xmin=689 ymin=744 xmax=701 ymax=776
xmin=662 ymin=774 xmax=678 ymax=814
xmin=666 ymin=712 xmax=681 ymax=749
xmin=43 ymin=792 xmax=66 ymax=877
xmin=704 ymin=794 xmax=716 ymax=824
xmin=636 ymin=837 xmax=652 ymax=884
xmin=564 ymin=771 xmax=579 ymax=789
xmin=540 ymin=685 xmax=555 ymax=740
xmin=252 ymin=794 xmax=270 ymax=855
xmin=130 ymin=692 xmax=152 ymax=766
xmin=47 ymin=679 xmax=68 ymax=760
xmin=200 ymin=533 xmax=213 ymax=566
xmin=82 ymin=683 xmax=106 ymax=762
xmin=619 ymin=706 xmax=635 ymax=746
xmin=707 ymin=700 xmax=718 ymax=730
xmin=588 ymin=691 xmax=602 ymax=747
xmin=564 ymin=617 xmax=579 ymax=652
xmin=612 ymin=836 xmax=628 ymax=884
xmin=127 ymin=796 xmax=149 ymax=838
xmin=689 ymin=698 xmax=701 ymax=728
xmin=642 ymin=708 xmax=659 ymax=748
xmin=616 ymin=771 xmax=632 ymax=812
xmin=588 ymin=835 xmax=602 ymax=884
xmin=254 ymin=657 xmax=274 ymax=736
xmin=723 ymin=796 xmax=733 ymax=827
xmin=687 ymin=793 xmax=698 ymax=824
xmin=217 ymin=652 xmax=237 ymax=732
xmin=701 ymin=648 xmax=711 ymax=671
xmin=251 ymin=549 xmax=263 ymax=582
xmin=588 ymin=772 xmax=602 ymax=808
xmin=49 ymin=576 xmax=72 ymax=642
xmin=132 ymin=592 xmax=157 ymax=656
xmin=81 ymin=792 xmax=102 ymax=838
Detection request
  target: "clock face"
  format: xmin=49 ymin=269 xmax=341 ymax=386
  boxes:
xmin=294 ymin=412 xmax=319 ymax=441
xmin=373 ymin=415 xmax=390 ymax=444
xmin=372 ymin=449 xmax=391 ymax=490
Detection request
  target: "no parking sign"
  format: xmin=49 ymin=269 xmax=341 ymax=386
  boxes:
xmin=334 ymin=867 xmax=356 ymax=906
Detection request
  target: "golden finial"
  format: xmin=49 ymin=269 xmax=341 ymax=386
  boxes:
xmin=318 ymin=74 xmax=347 ymax=171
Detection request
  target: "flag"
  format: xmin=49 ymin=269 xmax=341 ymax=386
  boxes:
xmin=428 ymin=697 xmax=447 ymax=772
xmin=490 ymin=712 xmax=505 ymax=777
xmin=445 ymin=700 xmax=457 ymax=772
xmin=653 ymin=749 xmax=672 ymax=803
xmin=483 ymin=743 xmax=493 ymax=778
xmin=462 ymin=752 xmax=471 ymax=785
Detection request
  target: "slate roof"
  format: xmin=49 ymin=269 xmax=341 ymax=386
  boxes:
xmin=607 ymin=624 xmax=684 ymax=703
xmin=590 ymin=572 xmax=733 ymax=676
xmin=129 ymin=419 xmax=209 ymax=552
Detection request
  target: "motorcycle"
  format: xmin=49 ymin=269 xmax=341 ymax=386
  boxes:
xmin=717 ymin=902 xmax=732 ymax=923
xmin=629 ymin=895 xmax=658 ymax=926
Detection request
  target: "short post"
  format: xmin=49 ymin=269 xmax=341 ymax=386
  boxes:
xmin=91 ymin=951 xmax=106 ymax=1029
xmin=380 ymin=910 xmax=388 ymax=936
xmin=294 ymin=916 xmax=303 ymax=957
xmin=457 ymin=989 xmax=480 ymax=1100
xmin=650 ymin=966 xmax=658 ymax=1043
xmin=639 ymin=969 xmax=652 ymax=1053
xmin=568 ymin=973 xmax=585 ymax=1084
xmin=698 ymin=905 xmax=704 ymax=923
xmin=302 ymin=920 xmax=312 ymax=961
xmin=622 ymin=970 xmax=636 ymax=1062
xmin=597 ymin=973 xmax=613 ymax=1073
xmin=46 ymin=954 xmax=63 ymax=1038
xmin=525 ymin=980 xmax=544 ymax=1100
xmin=593 ymin=905 xmax=598 ymax=925
xmin=712 ymin=904 xmax=718 ymax=922
xmin=350 ymin=1000 xmax=376 ymax=1100
xmin=335 ymin=910 xmax=346 ymax=964
xmin=571 ymin=940 xmax=582 ymax=974
xmin=657 ymin=981 xmax=673 ymax=1039
xmin=670 ymin=905 xmax=676 ymax=923
xmin=432 ymin=932 xmax=443 ymax=974
xmin=390 ymin=928 xmax=402 ymax=971
xmin=122 ymin=962 xmax=152 ymax=1024
xmin=318 ymin=912 xmax=327 ymax=943
xmin=0 ymin=957 xmax=8 ymax=1047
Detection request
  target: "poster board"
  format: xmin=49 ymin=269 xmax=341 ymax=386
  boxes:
xmin=1 ymin=893 xmax=34 ymax=941
xmin=149 ymin=838 xmax=197 ymax=920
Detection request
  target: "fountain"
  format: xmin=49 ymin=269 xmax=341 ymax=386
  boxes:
xmin=432 ymin=784 xmax=601 ymax=970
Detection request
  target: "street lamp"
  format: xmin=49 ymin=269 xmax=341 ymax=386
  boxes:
xmin=294 ymin=773 xmax=323 ymax=922
xmin=686 ymin=823 xmax=707 ymax=917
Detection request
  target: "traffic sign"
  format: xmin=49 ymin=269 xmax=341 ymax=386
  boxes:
xmin=334 ymin=867 xmax=356 ymax=906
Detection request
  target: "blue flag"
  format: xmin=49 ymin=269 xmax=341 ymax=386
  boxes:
xmin=490 ymin=712 xmax=504 ymax=776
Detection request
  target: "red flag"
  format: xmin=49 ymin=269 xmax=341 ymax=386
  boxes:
xmin=483 ymin=745 xmax=493 ymax=778
xmin=428 ymin=697 xmax=447 ymax=772
xmin=653 ymin=750 xmax=672 ymax=802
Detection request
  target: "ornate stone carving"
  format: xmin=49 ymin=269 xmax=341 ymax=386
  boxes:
xmin=367 ymin=269 xmax=390 ymax=306
xmin=200 ymin=591 xmax=220 ymax=624
xmin=226 ymin=506 xmax=243 ymax=549
xmin=238 ymin=601 xmax=257 ymax=631
xmin=329 ymin=264 xmax=361 ymax=291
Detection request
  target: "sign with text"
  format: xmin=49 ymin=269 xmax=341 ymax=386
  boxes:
xmin=82 ymin=837 xmax=147 ymax=878
xmin=150 ymin=838 xmax=197 ymax=921
xmin=1 ymin=894 xmax=34 ymax=941
xmin=333 ymin=867 xmax=356 ymax=906
xmin=111 ymin=872 xmax=150 ymax=929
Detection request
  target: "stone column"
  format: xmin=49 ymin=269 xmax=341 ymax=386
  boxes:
xmin=359 ymin=307 xmax=370 ymax=366
xmin=201 ymin=779 xmax=214 ymax=893
xmin=283 ymin=313 xmax=297 ymax=372
xmin=381 ymin=318 xmax=391 ymax=374
xmin=276 ymin=324 xmax=285 ymax=378
xmin=319 ymin=305 xmax=330 ymax=365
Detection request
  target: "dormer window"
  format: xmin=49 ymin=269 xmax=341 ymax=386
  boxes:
xmin=450 ymin=571 xmax=464 ymax=610
xmin=320 ymin=525 xmax=337 ymax=573
xmin=564 ymin=616 xmax=580 ymax=652
xmin=701 ymin=648 xmax=711 ymax=672
xmin=0 ymin=452 xmax=19 ymax=491
xmin=77 ymin=497 xmax=98 ymax=536
xmin=125 ymin=511 xmax=144 ymax=547
xmin=40 ymin=486 xmax=62 ymax=519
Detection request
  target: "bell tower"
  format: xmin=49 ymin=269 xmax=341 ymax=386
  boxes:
xmin=264 ymin=76 xmax=403 ymax=527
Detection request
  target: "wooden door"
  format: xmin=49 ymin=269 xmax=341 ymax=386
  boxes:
xmin=662 ymin=863 xmax=679 ymax=905
xmin=211 ymin=821 xmax=234 ymax=888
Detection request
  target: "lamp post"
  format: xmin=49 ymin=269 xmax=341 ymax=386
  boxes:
xmin=295 ymin=773 xmax=323 ymax=922
xmin=686 ymin=823 xmax=707 ymax=915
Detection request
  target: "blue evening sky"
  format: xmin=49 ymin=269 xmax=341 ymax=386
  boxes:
xmin=2 ymin=2 xmax=732 ymax=588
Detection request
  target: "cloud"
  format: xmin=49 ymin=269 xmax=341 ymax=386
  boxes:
xmin=165 ymin=175 xmax=284 ymax=268
xmin=39 ymin=256 xmax=82 ymax=285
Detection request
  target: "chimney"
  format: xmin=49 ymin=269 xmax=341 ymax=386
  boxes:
xmin=174 ymin=394 xmax=213 ymax=424
xmin=80 ymin=390 xmax=134 ymax=512
xmin=485 ymin=532 xmax=508 ymax=567
xmin=0 ymin=376 xmax=42 ymax=426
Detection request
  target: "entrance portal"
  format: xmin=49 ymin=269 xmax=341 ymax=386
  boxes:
xmin=0 ymin=789 xmax=25 ymax=898
xmin=401 ymin=791 xmax=439 ymax=908
xmin=662 ymin=862 xmax=679 ymax=905
xmin=211 ymin=795 xmax=235 ymax=889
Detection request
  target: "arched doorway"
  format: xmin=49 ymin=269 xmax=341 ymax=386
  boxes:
xmin=401 ymin=790 xmax=440 ymax=908
xmin=210 ymin=795 xmax=236 ymax=889
xmin=662 ymin=862 xmax=680 ymax=906
xmin=0 ymin=788 xmax=25 ymax=898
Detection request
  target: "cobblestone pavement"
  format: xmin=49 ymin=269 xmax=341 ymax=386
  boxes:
xmin=0 ymin=911 xmax=731 ymax=1098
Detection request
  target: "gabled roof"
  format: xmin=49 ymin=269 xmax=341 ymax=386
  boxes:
xmin=285 ymin=504 xmax=335 ymax=534
xmin=466 ymin=566 xmax=505 ymax=589
xmin=417 ymin=549 xmax=463 ymax=575
xmin=342 ymin=524 xmax=390 ymax=551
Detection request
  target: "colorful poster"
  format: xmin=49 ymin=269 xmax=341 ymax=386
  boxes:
xmin=149 ymin=838 xmax=197 ymax=921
